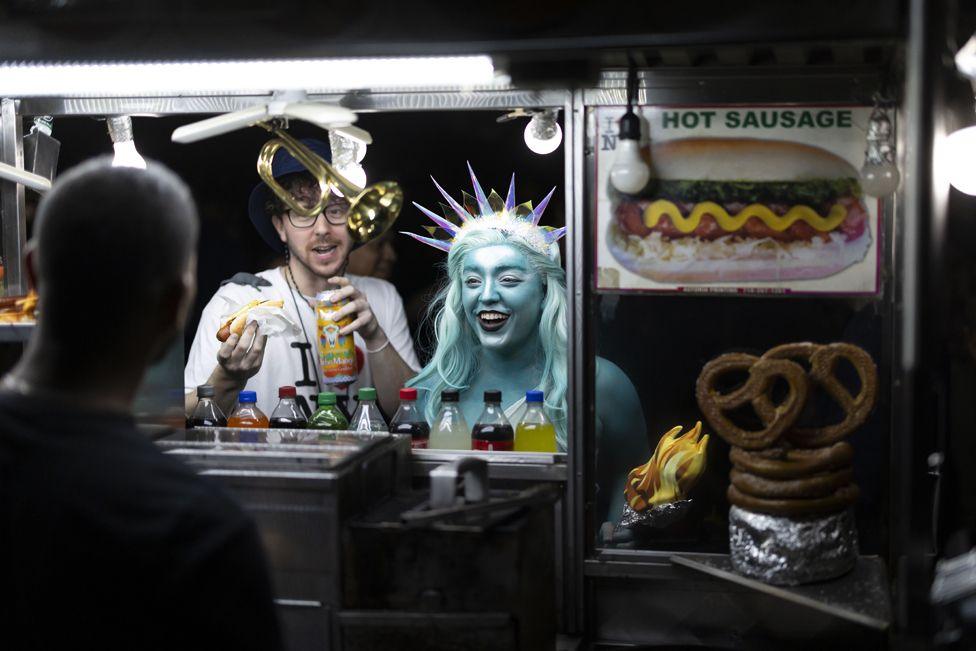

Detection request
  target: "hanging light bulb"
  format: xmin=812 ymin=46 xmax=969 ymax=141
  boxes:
xmin=945 ymin=125 xmax=976 ymax=195
xmin=609 ymin=60 xmax=650 ymax=195
xmin=106 ymin=116 xmax=146 ymax=169
xmin=523 ymin=110 xmax=562 ymax=155
xmin=859 ymin=101 xmax=900 ymax=197
xmin=334 ymin=162 xmax=368 ymax=193
xmin=609 ymin=107 xmax=650 ymax=195
xmin=329 ymin=129 xmax=367 ymax=197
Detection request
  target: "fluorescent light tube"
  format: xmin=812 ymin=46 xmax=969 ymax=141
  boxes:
xmin=0 ymin=56 xmax=505 ymax=97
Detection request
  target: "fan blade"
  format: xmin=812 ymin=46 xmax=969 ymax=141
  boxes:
xmin=171 ymin=105 xmax=269 ymax=143
xmin=283 ymin=102 xmax=357 ymax=130
xmin=0 ymin=162 xmax=51 ymax=192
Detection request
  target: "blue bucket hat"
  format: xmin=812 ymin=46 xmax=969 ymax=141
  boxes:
xmin=247 ymin=138 xmax=333 ymax=254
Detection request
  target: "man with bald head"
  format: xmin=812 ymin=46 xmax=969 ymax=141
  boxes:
xmin=0 ymin=158 xmax=282 ymax=650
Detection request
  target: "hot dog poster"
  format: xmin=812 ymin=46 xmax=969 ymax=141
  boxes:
xmin=594 ymin=105 xmax=881 ymax=294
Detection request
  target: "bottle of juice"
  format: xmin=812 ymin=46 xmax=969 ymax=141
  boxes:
xmin=187 ymin=384 xmax=226 ymax=441
xmin=471 ymin=390 xmax=514 ymax=452
xmin=270 ymin=386 xmax=308 ymax=429
xmin=349 ymin=387 xmax=388 ymax=432
xmin=308 ymin=391 xmax=349 ymax=439
xmin=429 ymin=390 xmax=470 ymax=450
xmin=514 ymin=390 xmax=557 ymax=452
xmin=389 ymin=387 xmax=430 ymax=449
xmin=316 ymin=288 xmax=358 ymax=384
xmin=227 ymin=390 xmax=269 ymax=443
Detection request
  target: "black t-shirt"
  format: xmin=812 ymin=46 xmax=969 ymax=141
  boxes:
xmin=0 ymin=391 xmax=282 ymax=650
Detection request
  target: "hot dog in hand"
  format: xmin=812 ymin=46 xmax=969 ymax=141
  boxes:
xmin=216 ymin=299 xmax=284 ymax=342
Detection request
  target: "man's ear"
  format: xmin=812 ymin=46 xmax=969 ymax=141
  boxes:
xmin=271 ymin=214 xmax=287 ymax=243
xmin=24 ymin=241 xmax=38 ymax=291
xmin=153 ymin=256 xmax=197 ymax=337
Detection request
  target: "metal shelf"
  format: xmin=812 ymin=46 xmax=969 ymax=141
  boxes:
xmin=411 ymin=449 xmax=568 ymax=482
xmin=670 ymin=553 xmax=892 ymax=631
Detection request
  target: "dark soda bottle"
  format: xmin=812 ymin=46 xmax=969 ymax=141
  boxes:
xmin=389 ymin=387 xmax=430 ymax=449
xmin=471 ymin=390 xmax=514 ymax=452
xmin=270 ymin=385 xmax=308 ymax=429
xmin=187 ymin=384 xmax=226 ymax=441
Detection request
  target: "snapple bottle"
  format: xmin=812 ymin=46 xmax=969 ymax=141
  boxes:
xmin=471 ymin=390 xmax=514 ymax=452
xmin=228 ymin=390 xmax=269 ymax=442
xmin=389 ymin=388 xmax=430 ymax=449
xmin=316 ymin=289 xmax=357 ymax=385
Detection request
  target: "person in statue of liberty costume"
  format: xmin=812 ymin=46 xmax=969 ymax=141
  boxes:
xmin=404 ymin=165 xmax=649 ymax=521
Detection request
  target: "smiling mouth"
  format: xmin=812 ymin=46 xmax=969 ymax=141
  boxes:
xmin=477 ymin=310 xmax=510 ymax=332
xmin=311 ymin=243 xmax=338 ymax=258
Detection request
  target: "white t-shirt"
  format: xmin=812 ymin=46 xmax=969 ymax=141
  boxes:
xmin=184 ymin=268 xmax=420 ymax=417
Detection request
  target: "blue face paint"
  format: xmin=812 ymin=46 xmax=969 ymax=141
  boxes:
xmin=460 ymin=245 xmax=545 ymax=354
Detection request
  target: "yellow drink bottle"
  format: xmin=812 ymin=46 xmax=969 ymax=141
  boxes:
xmin=514 ymin=390 xmax=557 ymax=452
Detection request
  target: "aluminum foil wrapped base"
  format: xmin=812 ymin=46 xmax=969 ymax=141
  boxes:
xmin=620 ymin=499 xmax=694 ymax=530
xmin=729 ymin=505 xmax=858 ymax=586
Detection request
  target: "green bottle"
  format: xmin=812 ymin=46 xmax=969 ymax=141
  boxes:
xmin=308 ymin=392 xmax=349 ymax=439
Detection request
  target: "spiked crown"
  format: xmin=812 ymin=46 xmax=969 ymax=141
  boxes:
xmin=402 ymin=162 xmax=566 ymax=256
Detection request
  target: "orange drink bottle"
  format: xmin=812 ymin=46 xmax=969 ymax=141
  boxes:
xmin=227 ymin=390 xmax=269 ymax=443
xmin=316 ymin=289 xmax=358 ymax=385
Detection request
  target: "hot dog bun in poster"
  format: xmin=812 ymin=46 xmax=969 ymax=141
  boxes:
xmin=607 ymin=138 xmax=871 ymax=284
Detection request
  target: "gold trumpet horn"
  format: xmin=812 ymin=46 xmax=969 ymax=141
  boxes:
xmin=256 ymin=125 xmax=403 ymax=244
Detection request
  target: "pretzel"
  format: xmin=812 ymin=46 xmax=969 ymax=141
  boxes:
xmin=728 ymin=483 xmax=859 ymax=516
xmin=695 ymin=353 xmax=809 ymax=450
xmin=757 ymin=342 xmax=878 ymax=447
xmin=729 ymin=441 xmax=853 ymax=479
xmin=730 ymin=467 xmax=853 ymax=499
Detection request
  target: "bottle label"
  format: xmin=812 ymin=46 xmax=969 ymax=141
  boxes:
xmin=472 ymin=439 xmax=513 ymax=452
xmin=316 ymin=291 xmax=358 ymax=384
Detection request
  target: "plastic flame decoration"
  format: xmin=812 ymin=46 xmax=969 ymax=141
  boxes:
xmin=625 ymin=421 xmax=710 ymax=512
xmin=0 ymin=290 xmax=38 ymax=323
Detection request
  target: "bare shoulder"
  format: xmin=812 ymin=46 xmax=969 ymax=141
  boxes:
xmin=595 ymin=357 xmax=636 ymax=395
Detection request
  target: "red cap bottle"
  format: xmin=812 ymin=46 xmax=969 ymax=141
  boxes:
xmin=390 ymin=387 xmax=429 ymax=448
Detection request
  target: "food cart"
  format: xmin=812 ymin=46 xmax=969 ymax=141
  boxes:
xmin=1 ymin=1 xmax=974 ymax=648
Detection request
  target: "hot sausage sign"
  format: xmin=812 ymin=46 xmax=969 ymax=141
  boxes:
xmin=595 ymin=105 xmax=882 ymax=295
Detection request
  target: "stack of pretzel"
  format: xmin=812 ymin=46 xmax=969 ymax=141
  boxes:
xmin=695 ymin=342 xmax=877 ymax=518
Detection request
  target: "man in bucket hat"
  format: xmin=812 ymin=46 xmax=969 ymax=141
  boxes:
xmin=184 ymin=138 xmax=419 ymax=419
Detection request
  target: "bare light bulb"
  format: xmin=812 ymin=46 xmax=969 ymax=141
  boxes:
xmin=609 ymin=110 xmax=650 ymax=194
xmin=331 ymin=163 xmax=367 ymax=197
xmin=107 ymin=116 xmax=146 ymax=169
xmin=523 ymin=111 xmax=562 ymax=155
xmin=860 ymin=106 xmax=900 ymax=197
xmin=945 ymin=126 xmax=976 ymax=195
xmin=112 ymin=140 xmax=147 ymax=169
xmin=859 ymin=161 xmax=900 ymax=197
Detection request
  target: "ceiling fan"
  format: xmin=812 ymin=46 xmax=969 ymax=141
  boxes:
xmin=171 ymin=93 xmax=372 ymax=145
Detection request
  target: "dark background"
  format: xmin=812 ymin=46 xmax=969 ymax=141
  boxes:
xmin=44 ymin=110 xmax=566 ymax=363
